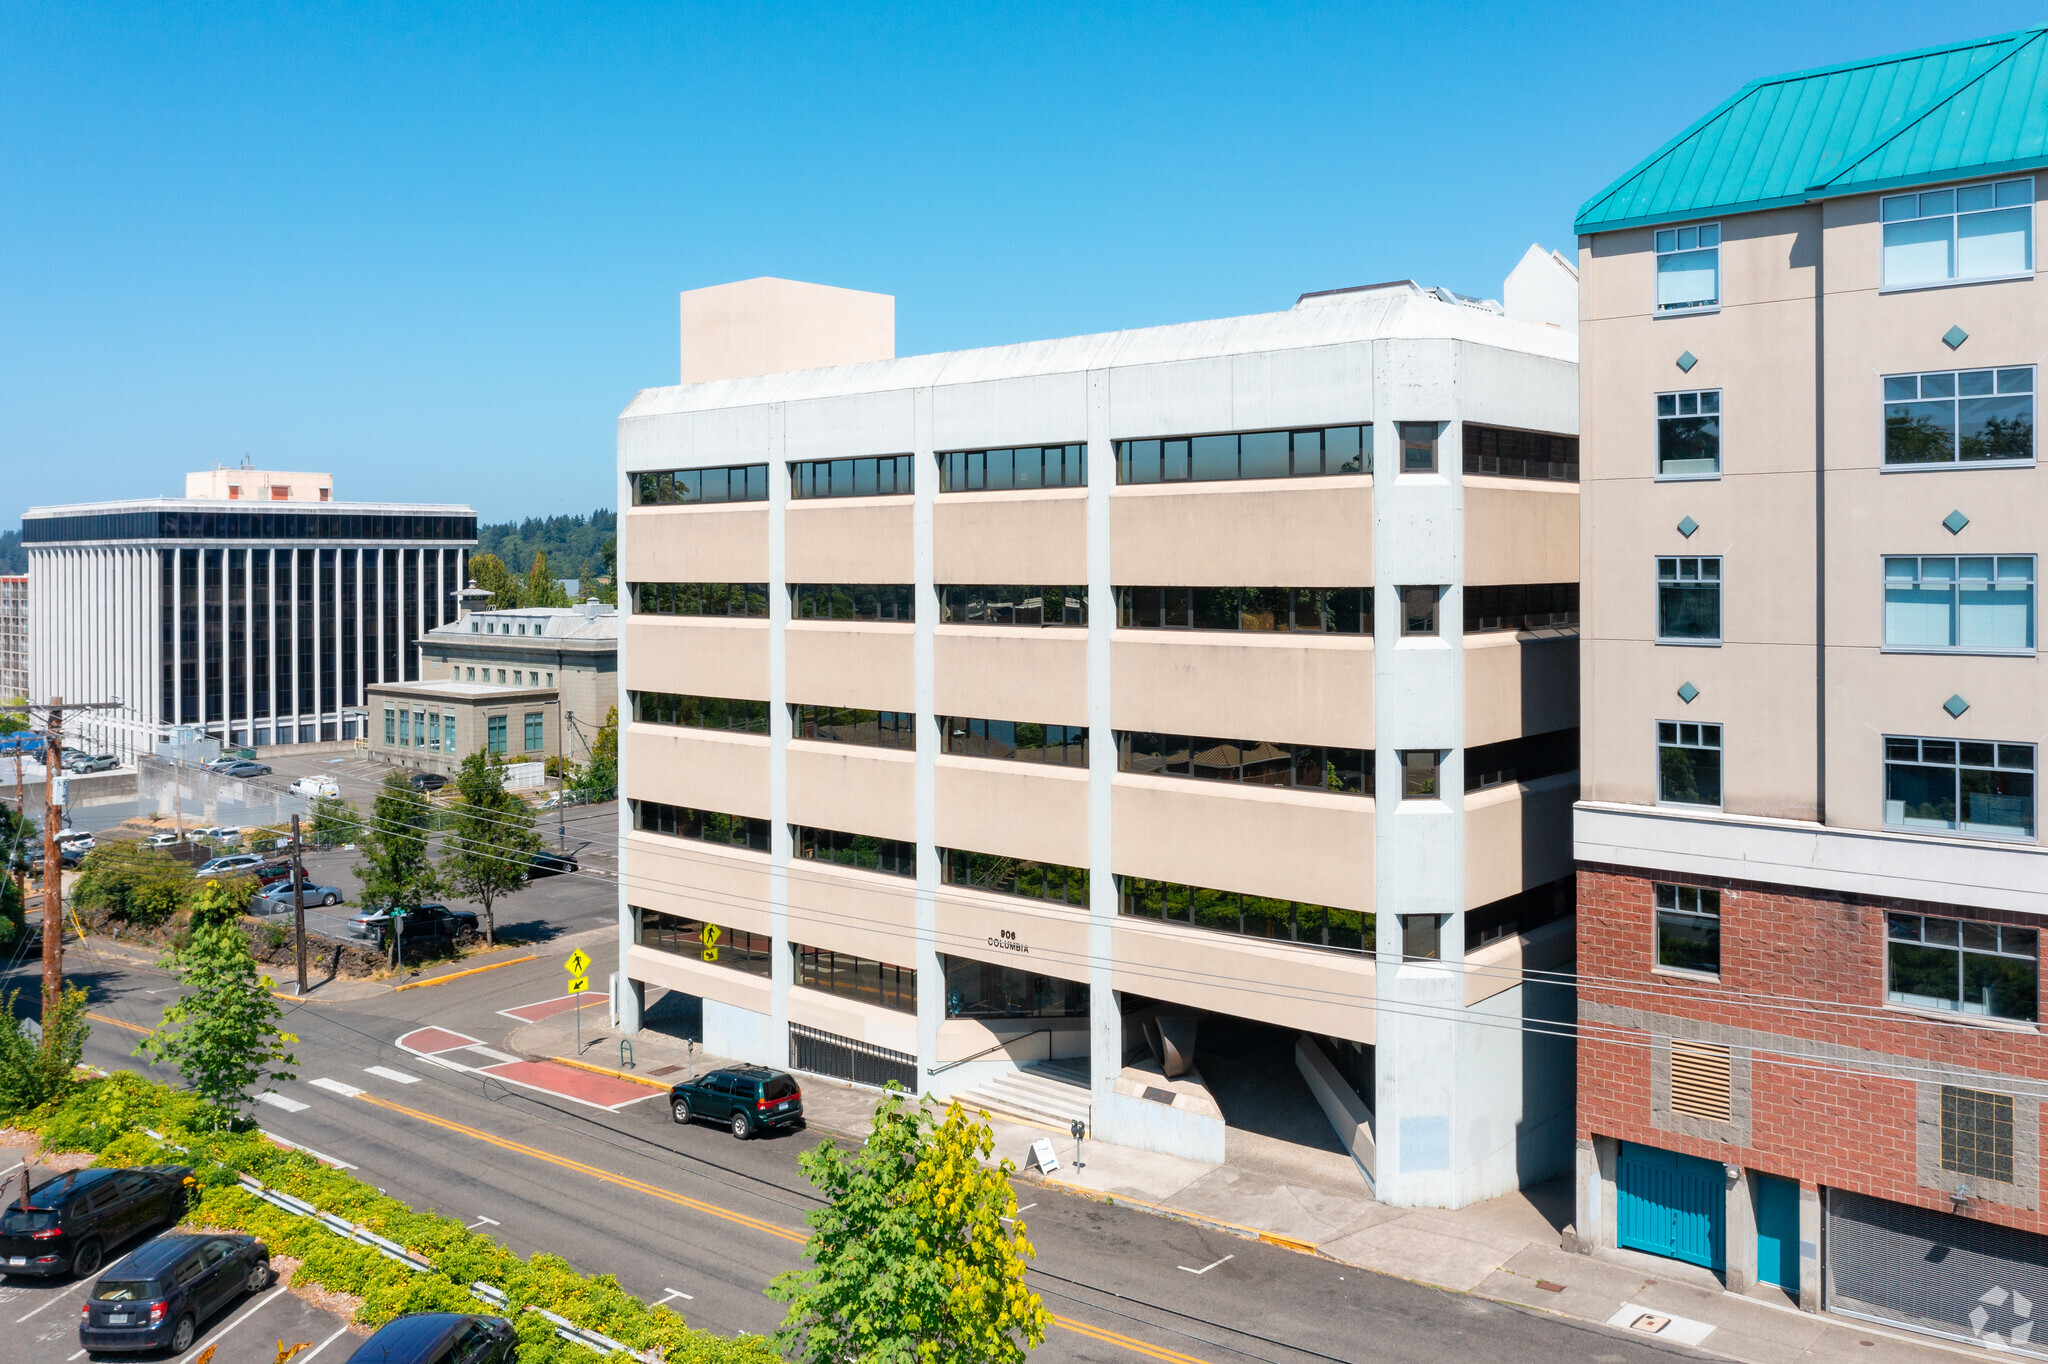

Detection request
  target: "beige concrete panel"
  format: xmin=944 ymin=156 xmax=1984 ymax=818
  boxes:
xmin=787 ymin=987 xmax=919 ymax=1055
xmin=783 ymin=856 xmax=920 ymax=959
xmin=786 ymin=742 xmax=916 ymax=842
xmin=786 ymin=623 xmax=915 ymax=711
xmin=1112 ymin=775 xmax=1373 ymax=911
xmin=934 ymin=885 xmax=1092 ymax=984
xmin=1109 ymin=481 xmax=1372 ymax=586
xmin=1111 ymin=918 xmax=1376 ymax=1045
xmin=1578 ymin=637 xmax=1818 ymax=818
xmin=933 ymin=629 xmax=1088 ymax=726
xmin=679 ymin=277 xmax=894 ymax=384
xmin=1820 ymin=182 xmax=2044 ymax=304
xmin=1464 ymin=917 xmax=1574 ymax=1007
xmin=1109 ymin=633 xmax=1371 ymax=747
xmin=1580 ymin=206 xmax=1820 ymax=324
xmin=624 ymin=725 xmax=770 ymax=817
xmin=933 ymin=491 xmax=1087 ymax=584
xmin=624 ymin=833 xmax=774 ymax=938
xmin=936 ymin=1018 xmax=1090 ymax=1063
xmin=620 ymin=505 xmax=769 ymax=583
xmin=1464 ymin=633 xmax=1579 ymax=747
xmin=785 ymin=498 xmax=914 ymax=583
xmin=1463 ymin=479 xmax=1579 ymax=586
xmin=1463 ymin=773 xmax=1577 ymax=910
xmin=933 ymin=758 xmax=1089 ymax=867
xmin=625 ymin=943 xmax=773 ymax=1016
xmin=623 ymin=617 xmax=767 ymax=700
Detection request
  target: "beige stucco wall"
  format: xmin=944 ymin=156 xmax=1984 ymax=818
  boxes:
xmin=787 ymin=987 xmax=918 ymax=1056
xmin=785 ymin=498 xmax=914 ymax=583
xmin=783 ymin=856 xmax=919 ymax=959
xmin=1462 ymin=773 xmax=1577 ymax=909
xmin=1112 ymin=775 xmax=1373 ymax=912
xmin=626 ymin=942 xmax=772 ymax=1016
xmin=1463 ymin=479 xmax=1579 ymax=587
xmin=786 ymin=742 xmax=916 ymax=842
xmin=932 ymin=629 xmax=1087 ymax=725
xmin=933 ymin=758 xmax=1089 ymax=867
xmin=1110 ymin=479 xmax=1373 ymax=584
xmin=624 ymin=833 xmax=773 ymax=938
xmin=620 ymin=505 xmax=769 ymax=584
xmin=678 ymin=277 xmax=894 ymax=384
xmin=624 ymin=724 xmax=770 ymax=817
xmin=933 ymin=490 xmax=1088 ymax=584
xmin=623 ymin=617 xmax=767 ymax=700
xmin=1463 ymin=633 xmax=1579 ymax=748
xmin=1110 ymin=633 xmax=1371 ymax=746
xmin=786 ymin=623 xmax=914 ymax=711
xmin=934 ymin=882 xmax=1092 ymax=983
xmin=1111 ymin=917 xmax=1376 ymax=1045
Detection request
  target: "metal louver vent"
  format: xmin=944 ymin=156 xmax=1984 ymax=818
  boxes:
xmin=1671 ymin=1039 xmax=1732 ymax=1121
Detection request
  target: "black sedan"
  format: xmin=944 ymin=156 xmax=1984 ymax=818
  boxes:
xmin=80 ymin=1232 xmax=271 ymax=1355
xmin=524 ymin=849 xmax=579 ymax=879
xmin=342 ymin=1312 xmax=515 ymax=1364
xmin=409 ymin=771 xmax=451 ymax=792
xmin=0 ymin=1165 xmax=191 ymax=1279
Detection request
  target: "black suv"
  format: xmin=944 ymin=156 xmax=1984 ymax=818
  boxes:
xmin=409 ymin=771 xmax=451 ymax=793
xmin=349 ymin=903 xmax=479 ymax=950
xmin=79 ymin=1232 xmax=271 ymax=1355
xmin=342 ymin=1311 xmax=515 ymax=1364
xmin=669 ymin=1065 xmax=803 ymax=1139
xmin=0 ymin=1165 xmax=192 ymax=1279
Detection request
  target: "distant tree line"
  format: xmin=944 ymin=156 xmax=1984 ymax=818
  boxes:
xmin=474 ymin=509 xmax=614 ymax=591
xmin=0 ymin=529 xmax=23 ymax=575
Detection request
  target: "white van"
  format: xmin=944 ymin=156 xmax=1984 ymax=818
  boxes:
xmin=288 ymin=776 xmax=340 ymax=800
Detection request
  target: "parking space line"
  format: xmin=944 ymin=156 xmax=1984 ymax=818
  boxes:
xmin=16 ymin=1293 xmax=70 ymax=1322
xmin=297 ymin=1325 xmax=352 ymax=1364
xmin=175 ymin=1284 xmax=288 ymax=1363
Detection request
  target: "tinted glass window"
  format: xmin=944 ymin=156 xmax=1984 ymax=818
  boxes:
xmin=764 ymin=1076 xmax=798 ymax=1100
xmin=94 ymin=1281 xmax=157 ymax=1301
xmin=0 ymin=1208 xmax=56 ymax=1232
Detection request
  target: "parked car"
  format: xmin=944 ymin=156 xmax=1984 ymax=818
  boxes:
xmin=64 ymin=753 xmax=118 ymax=773
xmin=77 ymin=1231 xmax=270 ymax=1355
xmin=186 ymin=826 xmax=241 ymax=843
xmin=523 ymin=849 xmax=578 ymax=879
xmin=217 ymin=761 xmax=271 ymax=779
xmin=192 ymin=853 xmax=264 ymax=877
xmin=669 ymin=1065 xmax=803 ymax=1139
xmin=256 ymin=879 xmax=343 ymax=910
xmin=252 ymin=860 xmax=296 ymax=886
xmin=289 ymin=775 xmax=338 ymax=799
xmin=141 ymin=833 xmax=184 ymax=850
xmin=408 ymin=771 xmax=451 ymax=793
xmin=340 ymin=1312 xmax=515 ymax=1364
xmin=54 ymin=830 xmax=95 ymax=852
xmin=0 ymin=1165 xmax=192 ymax=1280
xmin=349 ymin=903 xmax=478 ymax=947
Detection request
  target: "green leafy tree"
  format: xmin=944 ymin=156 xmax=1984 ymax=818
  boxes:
xmin=0 ymin=985 xmax=90 ymax=1117
xmin=308 ymin=791 xmax=362 ymax=848
xmin=572 ymin=705 xmax=617 ymax=800
xmin=442 ymin=751 xmax=542 ymax=947
xmin=768 ymin=1090 xmax=1048 ymax=1364
xmin=134 ymin=877 xmax=296 ymax=1125
xmin=354 ymin=771 xmax=444 ymax=964
xmin=0 ymin=699 xmax=26 ymax=736
xmin=470 ymin=552 xmax=523 ymax=609
xmin=69 ymin=841 xmax=190 ymax=928
xmin=0 ymin=802 xmax=34 ymax=946
xmin=524 ymin=550 xmax=572 ymax=608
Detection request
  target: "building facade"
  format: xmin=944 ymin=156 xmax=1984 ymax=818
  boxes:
xmin=367 ymin=601 xmax=617 ymax=774
xmin=23 ymin=482 xmax=475 ymax=758
xmin=617 ymin=269 xmax=1583 ymax=1208
xmin=1573 ymin=27 xmax=2048 ymax=1346
xmin=0 ymin=575 xmax=25 ymax=701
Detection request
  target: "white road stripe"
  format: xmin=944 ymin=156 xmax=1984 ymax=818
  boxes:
xmin=297 ymin=1325 xmax=352 ymax=1364
xmin=258 ymin=1130 xmax=357 ymax=1170
xmin=16 ymin=1293 xmax=68 ymax=1322
xmin=419 ymin=1054 xmax=474 ymax=1073
xmin=176 ymin=1284 xmax=289 ymax=1361
xmin=462 ymin=1045 xmax=518 ymax=1064
xmin=307 ymin=1077 xmax=364 ymax=1097
xmin=364 ymin=1065 xmax=421 ymax=1084
xmin=256 ymin=1092 xmax=309 ymax=1113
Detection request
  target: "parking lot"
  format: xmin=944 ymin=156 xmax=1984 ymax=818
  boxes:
xmin=0 ymin=1258 xmax=356 ymax=1364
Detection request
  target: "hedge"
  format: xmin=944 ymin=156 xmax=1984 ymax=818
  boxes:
xmin=12 ymin=1072 xmax=778 ymax=1363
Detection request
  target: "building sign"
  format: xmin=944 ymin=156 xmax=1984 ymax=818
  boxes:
xmin=987 ymin=927 xmax=1028 ymax=955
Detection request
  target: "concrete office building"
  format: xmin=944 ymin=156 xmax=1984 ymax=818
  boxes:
xmin=367 ymin=600 xmax=617 ymax=774
xmin=616 ymin=269 xmax=1582 ymax=1208
xmin=23 ymin=471 xmax=475 ymax=757
xmin=1573 ymin=28 xmax=2048 ymax=1343
xmin=1 ymin=575 xmax=26 ymax=701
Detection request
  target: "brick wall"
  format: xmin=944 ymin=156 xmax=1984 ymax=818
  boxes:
xmin=1578 ymin=863 xmax=2048 ymax=1234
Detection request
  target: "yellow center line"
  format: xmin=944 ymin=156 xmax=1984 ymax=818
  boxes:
xmin=354 ymin=1094 xmax=1210 ymax=1362
xmin=85 ymin=1011 xmax=150 ymax=1034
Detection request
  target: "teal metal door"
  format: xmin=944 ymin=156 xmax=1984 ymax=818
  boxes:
xmin=1618 ymin=1143 xmax=1724 ymax=1271
xmin=1755 ymin=1174 xmax=1799 ymax=1291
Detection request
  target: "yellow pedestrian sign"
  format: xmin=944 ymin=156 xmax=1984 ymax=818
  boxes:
xmin=564 ymin=949 xmax=590 ymax=976
xmin=567 ymin=975 xmax=589 ymax=994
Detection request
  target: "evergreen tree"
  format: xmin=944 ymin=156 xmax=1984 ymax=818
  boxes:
xmin=573 ymin=706 xmax=617 ymax=799
xmin=525 ymin=550 xmax=572 ymax=608
xmin=442 ymin=751 xmax=541 ymax=946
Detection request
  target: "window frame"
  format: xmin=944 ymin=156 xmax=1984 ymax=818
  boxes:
xmin=1653 ymin=882 xmax=1722 ymax=979
xmin=1655 ymin=388 xmax=1722 ymax=480
xmin=1883 ymin=735 xmax=2037 ymax=841
xmin=1888 ymin=912 xmax=2038 ymax=1024
xmin=1114 ymin=424 xmax=1370 ymax=485
xmin=1397 ymin=585 xmax=1442 ymax=638
xmin=788 ymin=455 xmax=916 ymax=501
xmin=937 ymin=444 xmax=1088 ymax=493
xmin=1397 ymin=422 xmax=1439 ymax=475
xmin=1882 ymin=554 xmax=2037 ymax=655
xmin=1879 ymin=177 xmax=2036 ymax=294
xmin=1399 ymin=749 xmax=1444 ymax=800
xmin=1656 ymin=555 xmax=1723 ymax=645
xmin=1653 ymin=221 xmax=1721 ymax=314
xmin=1656 ymin=720 xmax=1723 ymax=808
xmin=1880 ymin=366 xmax=2036 ymax=470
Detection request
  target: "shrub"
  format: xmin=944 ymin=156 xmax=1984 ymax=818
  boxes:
xmin=69 ymin=842 xmax=193 ymax=927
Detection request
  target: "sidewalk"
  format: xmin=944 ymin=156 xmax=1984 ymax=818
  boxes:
xmin=506 ymin=1008 xmax=1997 ymax=1364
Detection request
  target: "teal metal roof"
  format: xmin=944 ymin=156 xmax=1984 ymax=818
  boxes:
xmin=1577 ymin=28 xmax=2048 ymax=233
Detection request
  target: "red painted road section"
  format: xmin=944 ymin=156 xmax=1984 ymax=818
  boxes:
xmin=484 ymin=1060 xmax=655 ymax=1108
xmin=399 ymin=1026 xmax=479 ymax=1054
xmin=499 ymin=993 xmax=605 ymax=1024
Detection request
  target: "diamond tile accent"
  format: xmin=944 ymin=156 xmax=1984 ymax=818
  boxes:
xmin=1677 ymin=516 xmax=1699 ymax=538
xmin=1944 ymin=325 xmax=1969 ymax=350
xmin=1944 ymin=694 xmax=1971 ymax=719
xmin=1678 ymin=682 xmax=1700 ymax=704
xmin=1676 ymin=350 xmax=1699 ymax=373
xmin=1944 ymin=509 xmax=1970 ymax=535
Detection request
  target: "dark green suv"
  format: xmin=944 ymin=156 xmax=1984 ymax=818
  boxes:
xmin=669 ymin=1065 xmax=803 ymax=1139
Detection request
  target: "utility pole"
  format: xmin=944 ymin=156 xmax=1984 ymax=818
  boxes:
xmin=290 ymin=813 xmax=308 ymax=995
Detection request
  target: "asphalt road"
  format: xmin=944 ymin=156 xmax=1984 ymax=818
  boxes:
xmin=2 ymin=917 xmax=1702 ymax=1364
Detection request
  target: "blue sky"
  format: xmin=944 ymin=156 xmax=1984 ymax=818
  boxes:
xmin=2 ymin=2 xmax=2040 ymax=523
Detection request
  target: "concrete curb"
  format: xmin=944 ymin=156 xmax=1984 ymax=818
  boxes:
xmin=1035 ymin=1175 xmax=1321 ymax=1256
xmin=393 ymin=953 xmax=538 ymax=991
xmin=551 ymin=1056 xmax=670 ymax=1091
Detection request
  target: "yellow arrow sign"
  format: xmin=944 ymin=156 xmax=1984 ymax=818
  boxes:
xmin=564 ymin=949 xmax=591 ymax=976
xmin=567 ymin=975 xmax=589 ymax=994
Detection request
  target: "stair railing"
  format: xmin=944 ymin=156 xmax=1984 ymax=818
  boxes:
xmin=926 ymin=1028 xmax=1052 ymax=1077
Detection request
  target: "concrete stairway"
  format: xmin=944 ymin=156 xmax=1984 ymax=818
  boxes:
xmin=952 ymin=1060 xmax=1092 ymax=1133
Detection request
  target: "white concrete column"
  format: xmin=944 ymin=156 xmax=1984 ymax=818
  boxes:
xmin=616 ymin=469 xmax=642 ymax=1033
xmin=913 ymin=388 xmax=943 ymax=1091
xmin=1725 ymin=1165 xmax=1759 ymax=1293
xmin=1085 ymin=368 xmax=1121 ymax=1139
xmin=1798 ymin=1182 xmax=1821 ymax=1312
xmin=171 ymin=549 xmax=184 ymax=734
xmin=766 ymin=411 xmax=794 ymax=1066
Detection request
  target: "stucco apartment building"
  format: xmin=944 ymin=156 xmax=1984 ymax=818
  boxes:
xmin=616 ymin=265 xmax=1583 ymax=1208
xmin=1573 ymin=28 xmax=2048 ymax=1347
xmin=0 ymin=575 xmax=25 ymax=701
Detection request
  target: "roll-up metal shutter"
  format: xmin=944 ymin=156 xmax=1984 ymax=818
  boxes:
xmin=1829 ymin=1189 xmax=2048 ymax=1354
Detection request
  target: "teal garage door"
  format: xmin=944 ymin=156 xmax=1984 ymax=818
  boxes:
xmin=1618 ymin=1142 xmax=1724 ymax=1271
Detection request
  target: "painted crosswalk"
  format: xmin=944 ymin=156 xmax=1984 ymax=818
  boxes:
xmin=364 ymin=1065 xmax=421 ymax=1084
xmin=256 ymin=1092 xmax=309 ymax=1112
xmin=307 ymin=1077 xmax=364 ymax=1097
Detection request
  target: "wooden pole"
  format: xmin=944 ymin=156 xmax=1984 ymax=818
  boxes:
xmin=40 ymin=699 xmax=62 ymax=1025
xmin=291 ymin=814 xmax=308 ymax=995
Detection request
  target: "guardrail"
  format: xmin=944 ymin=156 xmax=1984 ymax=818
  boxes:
xmin=925 ymin=1028 xmax=1051 ymax=1077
